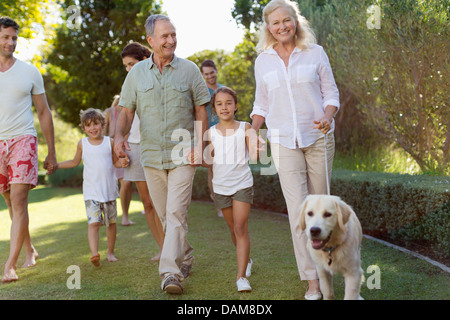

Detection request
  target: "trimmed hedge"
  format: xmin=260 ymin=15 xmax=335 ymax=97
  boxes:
xmin=193 ymin=167 xmax=450 ymax=258
xmin=45 ymin=165 xmax=84 ymax=187
xmin=331 ymin=170 xmax=449 ymax=258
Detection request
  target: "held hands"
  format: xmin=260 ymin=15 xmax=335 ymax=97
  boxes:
xmin=256 ymin=135 xmax=266 ymax=154
xmin=114 ymin=137 xmax=131 ymax=159
xmin=113 ymin=137 xmax=131 ymax=168
xmin=185 ymin=147 xmax=202 ymax=167
xmin=119 ymin=155 xmax=130 ymax=168
xmin=44 ymin=154 xmax=58 ymax=175
xmin=246 ymin=127 xmax=265 ymax=162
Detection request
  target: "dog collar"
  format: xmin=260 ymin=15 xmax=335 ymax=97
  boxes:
xmin=322 ymin=245 xmax=339 ymax=266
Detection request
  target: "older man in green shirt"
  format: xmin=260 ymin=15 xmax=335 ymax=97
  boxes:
xmin=114 ymin=14 xmax=210 ymax=295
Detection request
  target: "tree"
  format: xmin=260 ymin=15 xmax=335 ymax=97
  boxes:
xmin=326 ymin=0 xmax=449 ymax=173
xmin=188 ymin=31 xmax=258 ymax=123
xmin=1 ymin=0 xmax=50 ymax=38
xmin=45 ymin=0 xmax=162 ymax=126
xmin=232 ymin=0 xmax=269 ymax=30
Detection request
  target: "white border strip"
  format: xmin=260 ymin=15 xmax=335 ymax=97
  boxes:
xmin=363 ymin=235 xmax=450 ymax=273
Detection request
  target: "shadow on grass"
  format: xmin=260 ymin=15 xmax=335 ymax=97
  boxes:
xmin=0 ymin=207 xmax=164 ymax=299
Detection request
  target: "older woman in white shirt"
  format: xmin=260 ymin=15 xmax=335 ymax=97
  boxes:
xmin=251 ymin=0 xmax=339 ymax=300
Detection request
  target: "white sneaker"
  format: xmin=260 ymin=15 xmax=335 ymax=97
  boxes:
xmin=245 ymin=258 xmax=253 ymax=277
xmin=304 ymin=291 xmax=322 ymax=300
xmin=236 ymin=277 xmax=252 ymax=292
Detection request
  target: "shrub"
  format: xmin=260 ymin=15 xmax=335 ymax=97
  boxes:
xmin=47 ymin=165 xmax=84 ymax=187
xmin=192 ymin=167 xmax=450 ymax=258
xmin=391 ymin=201 xmax=450 ymax=257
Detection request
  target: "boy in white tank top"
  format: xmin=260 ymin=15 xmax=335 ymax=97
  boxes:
xmin=57 ymin=109 xmax=129 ymax=267
xmin=201 ymin=87 xmax=262 ymax=292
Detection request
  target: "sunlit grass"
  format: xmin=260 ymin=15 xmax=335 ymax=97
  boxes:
xmin=0 ymin=187 xmax=448 ymax=300
xmin=334 ymin=143 xmax=421 ymax=174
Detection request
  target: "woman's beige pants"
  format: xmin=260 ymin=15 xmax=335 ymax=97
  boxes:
xmin=271 ymin=135 xmax=335 ymax=280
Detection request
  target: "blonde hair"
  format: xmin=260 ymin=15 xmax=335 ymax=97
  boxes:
xmin=111 ymin=95 xmax=120 ymax=108
xmin=256 ymin=0 xmax=316 ymax=53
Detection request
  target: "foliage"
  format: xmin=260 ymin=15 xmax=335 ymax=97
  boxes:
xmin=332 ymin=170 xmax=450 ymax=259
xmin=392 ymin=201 xmax=450 ymax=257
xmin=324 ymin=0 xmax=449 ymax=174
xmin=232 ymin=0 xmax=269 ymax=30
xmin=45 ymin=0 xmax=162 ymax=126
xmin=222 ymin=31 xmax=258 ymax=122
xmin=334 ymin=143 xmax=421 ymax=174
xmin=187 ymin=31 xmax=258 ymax=123
xmin=0 ymin=0 xmax=50 ymax=38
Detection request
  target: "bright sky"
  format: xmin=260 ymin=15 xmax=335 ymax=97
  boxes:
xmin=161 ymin=0 xmax=245 ymax=58
xmin=15 ymin=0 xmax=245 ymax=61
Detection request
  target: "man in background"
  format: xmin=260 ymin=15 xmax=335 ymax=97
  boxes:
xmin=200 ymin=60 xmax=224 ymax=217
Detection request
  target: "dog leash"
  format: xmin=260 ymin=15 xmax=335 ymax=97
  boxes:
xmin=323 ymin=131 xmax=339 ymax=265
xmin=323 ymin=132 xmax=330 ymax=196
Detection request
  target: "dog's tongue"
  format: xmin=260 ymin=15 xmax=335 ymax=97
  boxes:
xmin=312 ymin=240 xmax=324 ymax=249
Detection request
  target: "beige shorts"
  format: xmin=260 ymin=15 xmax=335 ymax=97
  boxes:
xmin=214 ymin=186 xmax=254 ymax=209
xmin=85 ymin=200 xmax=117 ymax=226
xmin=123 ymin=143 xmax=145 ymax=182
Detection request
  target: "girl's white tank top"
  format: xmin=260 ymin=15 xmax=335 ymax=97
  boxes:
xmin=82 ymin=136 xmax=118 ymax=202
xmin=210 ymin=122 xmax=253 ymax=195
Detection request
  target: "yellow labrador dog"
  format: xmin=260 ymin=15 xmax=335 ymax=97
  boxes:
xmin=299 ymin=195 xmax=363 ymax=300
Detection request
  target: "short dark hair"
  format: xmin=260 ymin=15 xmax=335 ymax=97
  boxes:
xmin=200 ymin=60 xmax=217 ymax=72
xmin=0 ymin=16 xmax=19 ymax=32
xmin=121 ymin=42 xmax=151 ymax=61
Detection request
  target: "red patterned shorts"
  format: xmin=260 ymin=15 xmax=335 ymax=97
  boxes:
xmin=0 ymin=135 xmax=38 ymax=194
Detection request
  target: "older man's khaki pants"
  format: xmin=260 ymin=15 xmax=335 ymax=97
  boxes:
xmin=143 ymin=165 xmax=196 ymax=282
xmin=271 ymin=135 xmax=335 ymax=281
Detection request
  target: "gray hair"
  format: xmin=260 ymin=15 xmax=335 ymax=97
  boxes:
xmin=145 ymin=14 xmax=173 ymax=36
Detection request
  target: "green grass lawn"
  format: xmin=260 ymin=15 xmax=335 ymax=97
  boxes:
xmin=0 ymin=186 xmax=448 ymax=300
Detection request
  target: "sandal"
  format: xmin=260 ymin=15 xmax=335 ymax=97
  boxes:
xmin=90 ymin=253 xmax=100 ymax=267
